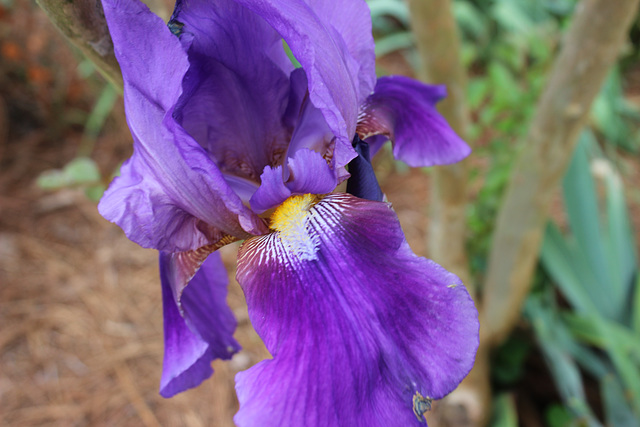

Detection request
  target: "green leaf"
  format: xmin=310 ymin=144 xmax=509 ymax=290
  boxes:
xmin=85 ymin=184 xmax=106 ymax=202
xmin=36 ymin=169 xmax=73 ymax=190
xmin=367 ymin=0 xmax=409 ymax=25
xmin=491 ymin=393 xmax=518 ymax=427
xmin=602 ymin=375 xmax=638 ymax=426
xmin=492 ymin=334 xmax=531 ymax=385
xmin=492 ymin=0 xmax=536 ymax=34
xmin=453 ymin=1 xmax=488 ymax=41
xmin=541 ymin=222 xmax=600 ymax=316
xmin=64 ymin=157 xmax=101 ymax=184
xmin=562 ymin=133 xmax=608 ymax=284
xmin=526 ymin=296 xmax=602 ymax=425
xmin=487 ymin=62 xmax=521 ymax=107
xmin=374 ymin=32 xmax=413 ymax=57
xmin=79 ymin=84 xmax=119 ymax=146
xmin=563 ymin=313 xmax=640 ymax=364
xmin=634 ymin=275 xmax=640 ymax=334
xmin=602 ymin=160 xmax=637 ymax=318
xmin=282 ymin=40 xmax=301 ymax=68
xmin=467 ymin=78 xmax=489 ymax=110
xmin=545 ymin=404 xmax=574 ymax=427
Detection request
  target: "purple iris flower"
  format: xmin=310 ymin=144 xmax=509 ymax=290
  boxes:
xmin=99 ymin=0 xmax=478 ymax=424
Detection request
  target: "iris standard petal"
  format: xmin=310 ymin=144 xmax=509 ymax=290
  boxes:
xmin=249 ymin=149 xmax=337 ymax=213
xmin=306 ymin=0 xmax=376 ymax=102
xmin=358 ymin=76 xmax=471 ymax=167
xmin=159 ymin=251 xmax=240 ymax=398
xmin=235 ymin=194 xmax=479 ymax=426
xmin=171 ymin=0 xmax=292 ymax=182
xmin=100 ymin=0 xmax=267 ymax=251
xmin=233 ymin=0 xmax=364 ymax=169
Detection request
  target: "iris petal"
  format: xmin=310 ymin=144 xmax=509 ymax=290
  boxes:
xmin=233 ymin=0 xmax=370 ymax=169
xmin=235 ymin=194 xmax=479 ymax=426
xmin=99 ymin=0 xmax=267 ymax=251
xmin=159 ymin=252 xmax=240 ymax=397
xmin=250 ymin=149 xmax=337 ymax=213
xmin=171 ymin=0 xmax=293 ymax=182
xmin=358 ymin=76 xmax=471 ymax=167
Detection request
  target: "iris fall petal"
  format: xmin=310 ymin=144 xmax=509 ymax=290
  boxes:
xmin=159 ymin=251 xmax=240 ymax=397
xmin=235 ymin=194 xmax=479 ymax=426
xmin=359 ymin=76 xmax=471 ymax=167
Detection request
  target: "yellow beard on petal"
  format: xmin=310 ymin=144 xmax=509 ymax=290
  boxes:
xmin=269 ymin=194 xmax=322 ymax=261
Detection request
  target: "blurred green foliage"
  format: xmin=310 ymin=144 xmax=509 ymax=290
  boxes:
xmin=36 ymin=61 xmax=117 ymax=201
xmin=369 ymin=0 xmax=640 ymax=424
xmin=534 ymin=132 xmax=640 ymax=424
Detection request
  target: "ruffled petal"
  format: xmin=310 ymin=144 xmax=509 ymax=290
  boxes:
xmin=100 ymin=0 xmax=267 ymax=251
xmin=358 ymin=76 xmax=471 ymax=167
xmin=249 ymin=150 xmax=337 ymax=213
xmin=235 ymin=194 xmax=479 ymax=426
xmin=171 ymin=0 xmax=293 ymax=182
xmin=159 ymin=251 xmax=240 ymax=398
xmin=233 ymin=0 xmax=366 ymax=168
xmin=248 ymin=165 xmax=291 ymax=214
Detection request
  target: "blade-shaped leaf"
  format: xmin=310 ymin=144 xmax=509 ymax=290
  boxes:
xmin=603 ymin=161 xmax=637 ymax=318
xmin=541 ymin=222 xmax=600 ymax=317
xmin=526 ymin=296 xmax=602 ymax=426
xmin=562 ymin=132 xmax=615 ymax=317
xmin=602 ymin=375 xmax=638 ymax=426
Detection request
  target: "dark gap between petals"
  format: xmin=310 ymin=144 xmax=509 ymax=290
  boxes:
xmin=346 ymin=135 xmax=384 ymax=202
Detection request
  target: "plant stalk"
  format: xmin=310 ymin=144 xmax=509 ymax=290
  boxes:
xmin=482 ymin=0 xmax=640 ymax=347
xmin=408 ymin=1 xmax=490 ymax=426
xmin=407 ymin=0 xmax=472 ymax=294
xmin=36 ymin=0 xmax=123 ymax=92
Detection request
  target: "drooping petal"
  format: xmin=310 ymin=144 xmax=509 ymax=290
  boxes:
xmin=358 ymin=76 xmax=471 ymax=167
xmin=171 ymin=0 xmax=293 ymax=182
xmin=160 ymin=251 xmax=240 ymax=398
xmin=99 ymin=0 xmax=267 ymax=251
xmin=233 ymin=0 xmax=370 ymax=168
xmin=235 ymin=194 xmax=479 ymax=426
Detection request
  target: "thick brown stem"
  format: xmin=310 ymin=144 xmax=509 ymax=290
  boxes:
xmin=407 ymin=0 xmax=472 ymax=293
xmin=408 ymin=2 xmax=491 ymax=426
xmin=36 ymin=0 xmax=123 ymax=91
xmin=482 ymin=0 xmax=640 ymax=347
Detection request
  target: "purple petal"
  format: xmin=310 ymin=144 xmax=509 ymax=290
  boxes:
xmin=306 ymin=0 xmax=376 ymax=102
xmin=286 ymin=149 xmax=337 ymax=194
xmin=235 ymin=194 xmax=479 ymax=426
xmin=358 ymin=76 xmax=471 ymax=167
xmin=159 ymin=251 xmax=240 ymax=398
xmin=248 ymin=165 xmax=291 ymax=213
xmin=286 ymin=93 xmax=335 ymax=160
xmin=99 ymin=0 xmax=267 ymax=251
xmin=171 ymin=0 xmax=293 ymax=182
xmin=233 ymin=0 xmax=368 ymax=168
xmin=249 ymin=149 xmax=337 ymax=213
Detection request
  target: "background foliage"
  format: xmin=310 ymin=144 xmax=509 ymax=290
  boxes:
xmin=369 ymin=0 xmax=640 ymax=425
